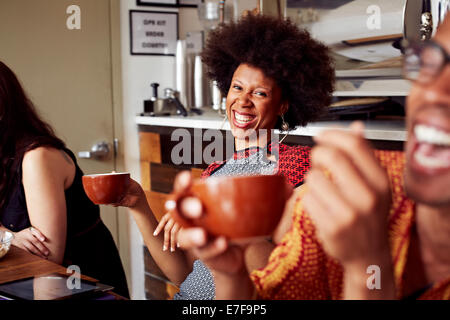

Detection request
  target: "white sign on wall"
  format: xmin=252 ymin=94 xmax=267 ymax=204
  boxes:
xmin=130 ymin=10 xmax=178 ymax=56
xmin=186 ymin=31 xmax=204 ymax=54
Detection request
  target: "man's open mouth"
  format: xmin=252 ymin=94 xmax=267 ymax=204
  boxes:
xmin=413 ymin=124 xmax=450 ymax=169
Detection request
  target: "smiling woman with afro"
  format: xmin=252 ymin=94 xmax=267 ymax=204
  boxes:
xmin=201 ymin=13 xmax=335 ymax=129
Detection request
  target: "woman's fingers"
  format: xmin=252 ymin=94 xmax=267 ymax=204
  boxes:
xmin=167 ymin=171 xmax=202 ymax=222
xmin=165 ymin=196 xmax=203 ymax=220
xmin=178 ymin=227 xmax=208 ymax=250
xmin=179 ymin=197 xmax=203 ymax=219
xmin=22 ymin=240 xmax=47 ymax=259
xmin=26 ymin=228 xmax=50 ymax=257
xmin=12 ymin=228 xmax=50 ymax=259
xmin=170 ymin=223 xmax=181 ymax=252
xmin=153 ymin=214 xmax=182 ymax=252
xmin=193 ymin=238 xmax=246 ymax=274
xmin=30 ymin=238 xmax=50 ymax=257
xmin=112 ymin=179 xmax=145 ymax=208
xmin=178 ymin=228 xmax=246 ymax=275
xmin=153 ymin=213 xmax=170 ymax=236
xmin=192 ymin=236 xmax=228 ymax=261
xmin=173 ymin=171 xmax=192 ymax=193
xmin=29 ymin=226 xmax=46 ymax=242
xmin=163 ymin=218 xmax=175 ymax=251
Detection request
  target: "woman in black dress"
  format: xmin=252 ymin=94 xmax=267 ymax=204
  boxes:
xmin=0 ymin=61 xmax=129 ymax=298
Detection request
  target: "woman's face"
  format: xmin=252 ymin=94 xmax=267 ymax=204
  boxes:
xmin=226 ymin=63 xmax=286 ymax=141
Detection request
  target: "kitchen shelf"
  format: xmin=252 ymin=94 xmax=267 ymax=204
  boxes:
xmin=136 ymin=109 xmax=406 ymax=142
xmin=333 ymin=78 xmax=412 ymax=97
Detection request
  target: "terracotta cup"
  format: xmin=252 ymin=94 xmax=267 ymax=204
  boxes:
xmin=170 ymin=174 xmax=293 ymax=240
xmin=82 ymin=172 xmax=130 ymax=205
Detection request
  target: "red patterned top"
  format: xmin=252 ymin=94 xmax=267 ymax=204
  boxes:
xmin=250 ymin=150 xmax=450 ymax=300
xmin=201 ymin=142 xmax=311 ymax=188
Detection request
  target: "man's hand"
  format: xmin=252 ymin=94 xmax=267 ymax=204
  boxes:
xmin=303 ymin=122 xmax=395 ymax=299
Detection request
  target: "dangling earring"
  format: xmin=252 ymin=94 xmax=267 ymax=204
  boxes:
xmin=280 ymin=114 xmax=289 ymax=143
xmin=220 ymin=111 xmax=228 ymax=130
xmin=281 ymin=114 xmax=289 ymax=132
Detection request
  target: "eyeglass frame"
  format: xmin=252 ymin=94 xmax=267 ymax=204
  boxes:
xmin=401 ymin=38 xmax=450 ymax=84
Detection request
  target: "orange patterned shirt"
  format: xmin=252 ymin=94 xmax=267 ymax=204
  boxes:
xmin=251 ymin=150 xmax=450 ymax=300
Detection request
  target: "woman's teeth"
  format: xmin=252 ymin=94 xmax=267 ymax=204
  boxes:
xmin=235 ymin=112 xmax=255 ymax=124
xmin=414 ymin=124 xmax=450 ymax=146
xmin=413 ymin=124 xmax=450 ymax=169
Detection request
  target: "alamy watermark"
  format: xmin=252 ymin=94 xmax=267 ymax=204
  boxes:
xmin=366 ymin=265 xmax=381 ymax=290
xmin=170 ymin=128 xmax=281 ymax=168
xmin=66 ymin=5 xmax=81 ymax=30
xmin=66 ymin=265 xmax=81 ymax=289
xmin=366 ymin=5 xmax=381 ymax=30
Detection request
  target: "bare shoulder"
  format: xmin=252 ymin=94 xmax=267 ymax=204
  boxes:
xmin=23 ymin=147 xmax=73 ymax=167
xmin=22 ymin=147 xmax=75 ymax=184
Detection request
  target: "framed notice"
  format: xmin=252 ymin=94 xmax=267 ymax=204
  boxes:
xmin=130 ymin=10 xmax=179 ymax=56
xmin=137 ymin=0 xmax=178 ymax=7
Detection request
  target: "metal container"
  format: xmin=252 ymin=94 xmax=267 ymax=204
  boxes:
xmin=211 ymin=80 xmax=222 ymax=110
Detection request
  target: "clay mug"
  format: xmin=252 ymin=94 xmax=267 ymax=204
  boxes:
xmin=82 ymin=172 xmax=130 ymax=205
xmin=169 ymin=174 xmax=293 ymax=240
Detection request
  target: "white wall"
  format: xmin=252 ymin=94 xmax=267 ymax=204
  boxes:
xmin=119 ymin=0 xmax=202 ymax=300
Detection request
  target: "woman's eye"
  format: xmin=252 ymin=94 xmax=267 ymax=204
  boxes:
xmin=255 ymin=91 xmax=267 ymax=97
xmin=233 ymin=85 xmax=242 ymax=90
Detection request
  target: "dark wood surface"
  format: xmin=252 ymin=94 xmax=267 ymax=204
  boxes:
xmin=0 ymin=245 xmax=126 ymax=300
xmin=0 ymin=245 xmax=93 ymax=284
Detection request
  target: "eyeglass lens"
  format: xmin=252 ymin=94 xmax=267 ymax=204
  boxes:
xmin=404 ymin=43 xmax=446 ymax=83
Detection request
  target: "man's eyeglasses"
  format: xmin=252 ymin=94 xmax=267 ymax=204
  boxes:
xmin=402 ymin=39 xmax=450 ymax=84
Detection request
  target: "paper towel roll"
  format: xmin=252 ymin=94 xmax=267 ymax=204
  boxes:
xmin=194 ymin=55 xmax=205 ymax=108
xmin=176 ymin=40 xmax=188 ymax=108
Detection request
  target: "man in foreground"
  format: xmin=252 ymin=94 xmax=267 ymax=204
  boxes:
xmin=175 ymin=15 xmax=450 ymax=300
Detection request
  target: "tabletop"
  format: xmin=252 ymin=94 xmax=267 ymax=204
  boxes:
xmin=0 ymin=245 xmax=126 ymax=300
